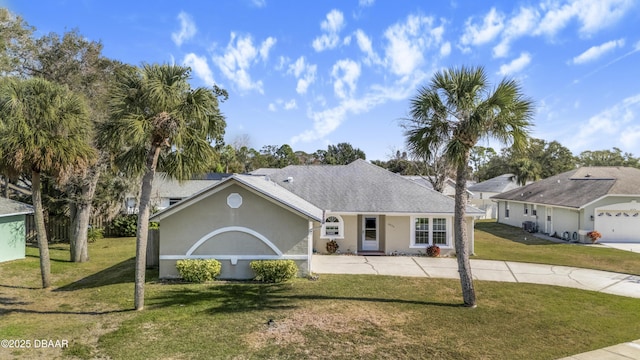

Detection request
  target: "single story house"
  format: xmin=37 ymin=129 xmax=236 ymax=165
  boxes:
xmin=491 ymin=167 xmax=640 ymax=243
xmin=124 ymin=173 xmax=231 ymax=213
xmin=468 ymin=174 xmax=522 ymax=219
xmin=151 ymin=160 xmax=483 ymax=279
xmin=0 ymin=197 xmax=34 ymax=263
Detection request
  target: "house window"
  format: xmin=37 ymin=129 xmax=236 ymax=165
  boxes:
xmin=415 ymin=218 xmax=429 ymax=244
xmin=505 ymin=203 xmax=510 ymax=218
xmin=321 ymin=215 xmax=344 ymax=238
xmin=532 ymin=206 xmax=537 ymax=216
xmin=432 ymin=218 xmax=447 ymax=245
xmin=412 ymin=217 xmax=449 ymax=247
xmin=524 ymin=204 xmax=528 ymax=215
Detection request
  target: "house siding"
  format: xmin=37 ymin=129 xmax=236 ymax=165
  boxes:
xmin=159 ymin=183 xmax=311 ymax=279
xmin=0 ymin=215 xmax=26 ymax=263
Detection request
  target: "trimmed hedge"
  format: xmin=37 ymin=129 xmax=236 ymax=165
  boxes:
xmin=250 ymin=259 xmax=298 ymax=283
xmin=176 ymin=259 xmax=221 ymax=283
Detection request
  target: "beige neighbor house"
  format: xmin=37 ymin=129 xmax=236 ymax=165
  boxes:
xmin=151 ymin=160 xmax=483 ymax=279
xmin=492 ymin=166 xmax=640 ymax=243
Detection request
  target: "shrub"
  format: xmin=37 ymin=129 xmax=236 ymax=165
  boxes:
xmin=250 ymin=260 xmax=298 ymax=283
xmin=176 ymin=259 xmax=221 ymax=283
xmin=326 ymin=240 xmax=339 ymax=254
xmin=587 ymin=230 xmax=602 ymax=243
xmin=87 ymin=227 xmax=104 ymax=243
xmin=426 ymin=244 xmax=440 ymax=257
xmin=109 ymin=214 xmax=138 ymax=237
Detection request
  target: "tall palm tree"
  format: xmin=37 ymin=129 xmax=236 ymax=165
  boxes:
xmin=405 ymin=66 xmax=534 ymax=307
xmin=99 ymin=64 xmax=226 ymax=310
xmin=0 ymin=77 xmax=94 ymax=288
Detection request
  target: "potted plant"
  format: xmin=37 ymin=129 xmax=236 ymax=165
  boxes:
xmin=587 ymin=230 xmax=602 ymax=243
xmin=426 ymin=244 xmax=440 ymax=257
xmin=326 ymin=240 xmax=339 ymax=254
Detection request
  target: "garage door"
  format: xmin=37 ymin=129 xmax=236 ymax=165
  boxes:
xmin=594 ymin=202 xmax=640 ymax=243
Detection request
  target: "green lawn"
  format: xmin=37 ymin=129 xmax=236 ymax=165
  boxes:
xmin=474 ymin=220 xmax=640 ymax=276
xmin=0 ymin=229 xmax=638 ymax=359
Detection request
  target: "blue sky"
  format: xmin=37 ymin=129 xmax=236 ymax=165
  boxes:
xmin=6 ymin=0 xmax=640 ymax=161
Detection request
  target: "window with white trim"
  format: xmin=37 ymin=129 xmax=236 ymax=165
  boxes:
xmin=411 ymin=217 xmax=450 ymax=247
xmin=524 ymin=203 xmax=528 ymax=215
xmin=505 ymin=203 xmax=510 ymax=218
xmin=321 ymin=215 xmax=344 ymax=238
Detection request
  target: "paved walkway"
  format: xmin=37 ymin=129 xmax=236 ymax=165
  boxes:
xmin=311 ymin=255 xmax=640 ymax=360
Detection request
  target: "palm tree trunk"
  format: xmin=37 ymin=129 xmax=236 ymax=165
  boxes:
xmin=70 ymin=166 xmax=101 ymax=262
xmin=32 ymin=170 xmax=52 ymax=289
xmin=454 ymin=155 xmax=476 ymax=307
xmin=134 ymin=144 xmax=162 ymax=310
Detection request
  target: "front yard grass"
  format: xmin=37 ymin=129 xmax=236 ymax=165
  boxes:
xmin=0 ymin=230 xmax=639 ymax=359
xmin=474 ymin=220 xmax=640 ymax=276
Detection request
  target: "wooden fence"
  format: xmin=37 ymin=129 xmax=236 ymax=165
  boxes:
xmin=25 ymin=214 xmax=119 ymax=243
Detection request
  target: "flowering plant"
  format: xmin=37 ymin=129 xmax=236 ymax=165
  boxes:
xmin=587 ymin=230 xmax=602 ymax=243
xmin=426 ymin=244 xmax=440 ymax=257
xmin=326 ymin=240 xmax=339 ymax=254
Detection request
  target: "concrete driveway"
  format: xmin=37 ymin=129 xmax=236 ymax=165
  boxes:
xmin=311 ymin=255 xmax=640 ymax=299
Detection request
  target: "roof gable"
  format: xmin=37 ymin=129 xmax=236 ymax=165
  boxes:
xmin=0 ymin=197 xmax=33 ymax=217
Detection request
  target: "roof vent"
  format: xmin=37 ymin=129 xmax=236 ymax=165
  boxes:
xmin=585 ymin=173 xmax=592 ymax=178
xmin=286 ymin=176 xmax=294 ymax=183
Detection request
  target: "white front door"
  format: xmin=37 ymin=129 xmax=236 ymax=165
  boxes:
xmin=362 ymin=216 xmax=379 ymax=251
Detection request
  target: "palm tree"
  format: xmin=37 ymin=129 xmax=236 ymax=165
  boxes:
xmin=0 ymin=77 xmax=94 ymax=288
xmin=99 ymin=64 xmax=227 ymax=310
xmin=405 ymin=66 xmax=534 ymax=307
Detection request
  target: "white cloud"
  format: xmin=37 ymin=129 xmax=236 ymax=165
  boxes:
xmin=355 ymin=29 xmax=382 ymax=65
xmin=284 ymin=99 xmax=297 ymax=110
xmin=331 ymin=59 xmax=361 ymax=99
xmin=182 ymin=53 xmax=215 ymax=86
xmin=572 ymin=94 xmax=640 ymax=150
xmin=312 ymin=9 xmax=346 ymax=52
xmin=535 ymin=0 xmax=634 ymax=37
xmin=498 ymin=52 xmax=531 ymax=76
xmin=460 ymin=8 xmax=504 ymax=48
xmin=212 ymin=32 xmax=275 ymax=94
xmin=291 ymin=72 xmax=427 ymax=144
xmin=252 ymin=0 xmax=266 ymax=8
xmin=383 ymin=14 xmax=443 ymax=76
xmin=572 ymin=38 xmax=625 ymax=64
xmin=440 ymin=42 xmax=451 ymax=57
xmin=288 ymin=56 xmax=317 ymax=94
xmin=171 ymin=11 xmax=197 ymax=47
xmin=359 ymin=0 xmax=374 ymax=7
xmin=493 ymin=7 xmax=540 ymax=58
xmin=259 ymin=37 xmax=277 ymax=61
xmin=268 ymin=103 xmax=277 ymax=112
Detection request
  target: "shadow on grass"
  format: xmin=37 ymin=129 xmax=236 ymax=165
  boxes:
xmin=0 ymin=307 xmax=133 ymax=316
xmin=146 ymin=281 xmax=462 ymax=315
xmin=54 ymin=257 xmax=136 ymax=292
xmin=475 ymin=221 xmax=562 ymax=246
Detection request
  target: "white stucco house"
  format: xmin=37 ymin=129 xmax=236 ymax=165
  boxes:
xmin=492 ymin=167 xmax=640 ymax=243
xmin=150 ymin=160 xmax=484 ymax=279
xmin=468 ymin=174 xmax=522 ymax=219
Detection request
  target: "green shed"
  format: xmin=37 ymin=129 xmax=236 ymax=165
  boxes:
xmin=0 ymin=197 xmax=34 ymax=263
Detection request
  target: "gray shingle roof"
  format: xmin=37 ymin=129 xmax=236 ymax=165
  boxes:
xmin=0 ymin=197 xmax=33 ymax=217
xmin=491 ymin=167 xmax=640 ymax=208
xmin=151 ymin=174 xmax=323 ymax=222
xmin=468 ymin=174 xmax=520 ymax=193
xmin=269 ymin=159 xmax=482 ymax=214
xmin=151 ymin=174 xmax=226 ymax=198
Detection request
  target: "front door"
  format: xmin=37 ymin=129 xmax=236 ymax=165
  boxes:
xmin=362 ymin=216 xmax=379 ymax=251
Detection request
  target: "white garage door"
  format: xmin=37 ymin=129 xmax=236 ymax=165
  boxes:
xmin=594 ymin=202 xmax=640 ymax=243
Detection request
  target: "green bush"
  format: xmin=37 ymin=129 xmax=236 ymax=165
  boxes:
xmin=109 ymin=214 xmax=160 ymax=237
xmin=109 ymin=214 xmax=138 ymax=237
xmin=250 ymin=259 xmax=298 ymax=283
xmin=176 ymin=259 xmax=221 ymax=283
xmin=87 ymin=227 xmax=104 ymax=243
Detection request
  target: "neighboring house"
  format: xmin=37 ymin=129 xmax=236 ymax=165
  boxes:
xmin=124 ymin=173 xmax=232 ymax=213
xmin=492 ymin=167 xmax=640 ymax=243
xmin=0 ymin=197 xmax=34 ymax=263
xmin=468 ymin=174 xmax=522 ymax=218
xmin=151 ymin=160 xmax=484 ymax=279
xmin=402 ymin=176 xmax=458 ymax=197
